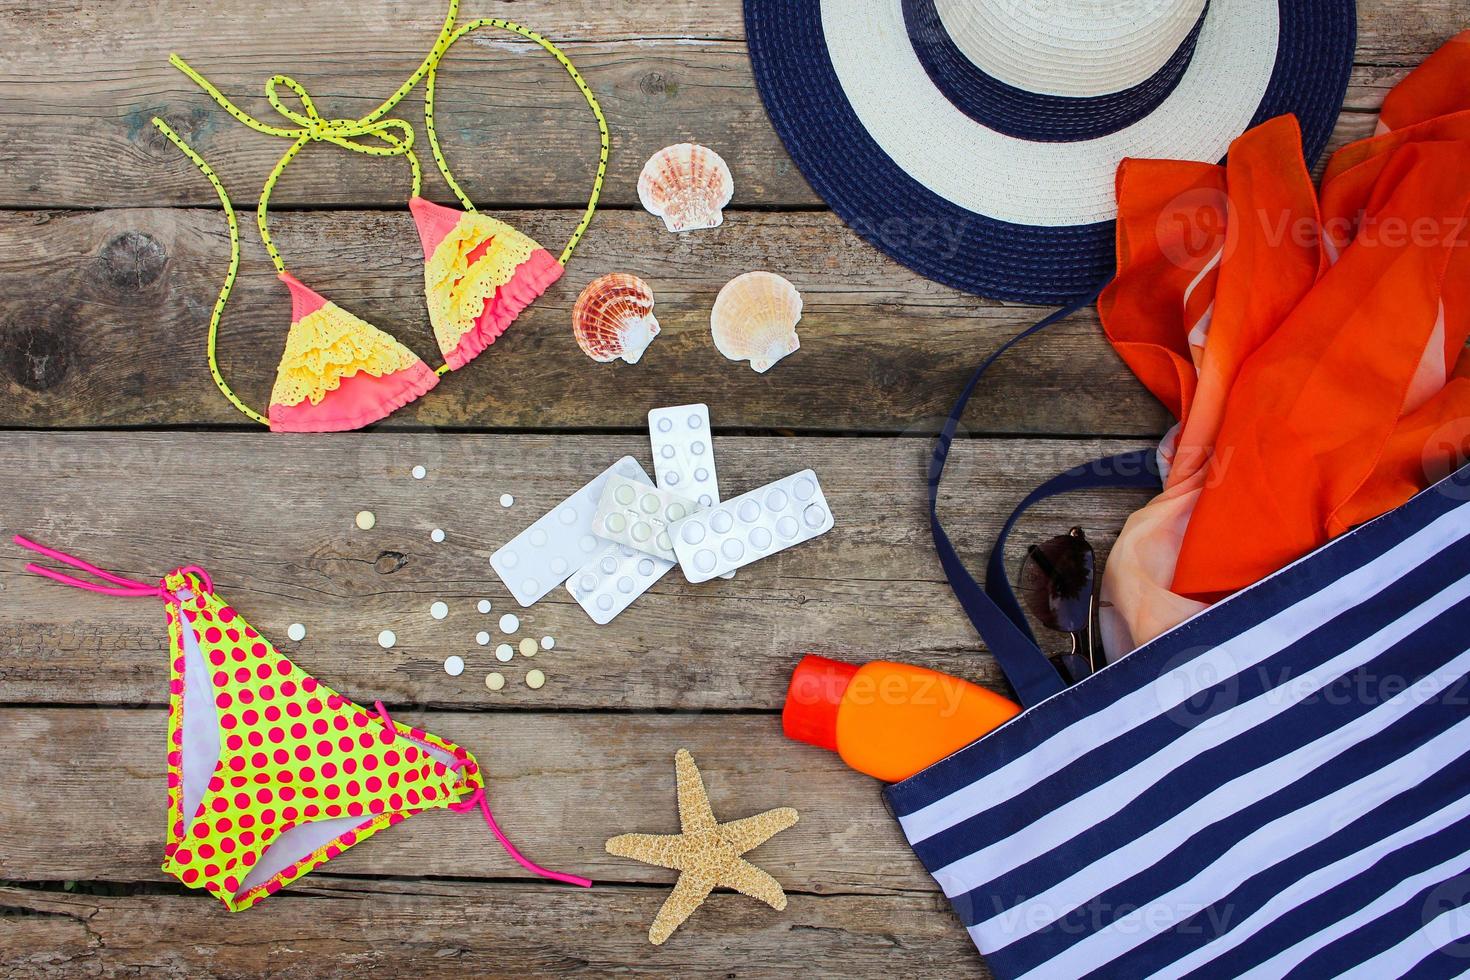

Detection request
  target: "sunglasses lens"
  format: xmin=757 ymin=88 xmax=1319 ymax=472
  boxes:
xmin=1050 ymin=652 xmax=1093 ymax=686
xmin=1020 ymin=529 xmax=1095 ymax=634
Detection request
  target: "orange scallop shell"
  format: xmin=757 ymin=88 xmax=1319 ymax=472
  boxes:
xmin=571 ymin=274 xmax=661 ymax=364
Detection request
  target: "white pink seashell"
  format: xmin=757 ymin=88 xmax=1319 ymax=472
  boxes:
xmin=637 ymin=143 xmax=734 ymax=233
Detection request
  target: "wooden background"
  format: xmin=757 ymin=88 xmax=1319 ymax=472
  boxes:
xmin=0 ymin=1 xmax=1458 ymax=975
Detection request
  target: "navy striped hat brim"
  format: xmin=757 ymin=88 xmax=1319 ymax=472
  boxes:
xmin=745 ymin=0 xmax=1356 ymax=304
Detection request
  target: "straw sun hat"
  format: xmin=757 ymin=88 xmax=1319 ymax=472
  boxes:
xmin=746 ymin=0 xmax=1356 ymax=303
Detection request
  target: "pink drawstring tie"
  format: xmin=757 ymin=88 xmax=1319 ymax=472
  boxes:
xmin=449 ymin=758 xmax=592 ymax=888
xmin=13 ymin=534 xmax=210 ymax=601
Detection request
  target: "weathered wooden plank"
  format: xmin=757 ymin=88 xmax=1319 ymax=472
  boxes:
xmin=0 ymin=0 xmax=1459 ymax=209
xmin=0 ymin=709 xmax=936 ymax=895
xmin=0 ymin=879 xmax=989 ymax=978
xmin=0 ymin=207 xmax=1172 ymax=435
xmin=0 ymin=432 xmax=1154 ymax=708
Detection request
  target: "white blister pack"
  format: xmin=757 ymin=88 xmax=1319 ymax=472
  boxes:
xmin=491 ymin=456 xmax=651 ymax=607
xmin=670 ymin=469 xmax=834 ymax=583
xmin=592 ymin=474 xmax=700 ymax=562
xmin=565 ymin=545 xmax=674 ymax=625
xmin=648 ymin=404 xmax=720 ymax=507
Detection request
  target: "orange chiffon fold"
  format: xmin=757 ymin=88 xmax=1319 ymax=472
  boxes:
xmin=1098 ymin=31 xmax=1470 ymax=654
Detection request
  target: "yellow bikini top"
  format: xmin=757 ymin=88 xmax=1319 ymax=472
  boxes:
xmin=153 ymin=0 xmax=609 ymax=432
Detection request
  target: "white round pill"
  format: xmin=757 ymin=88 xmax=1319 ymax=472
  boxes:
xmin=496 ymin=643 xmax=514 ymax=662
xmin=579 ymin=534 xmax=599 ymax=552
xmin=499 ymin=613 xmax=519 ymax=634
xmin=605 ymin=513 xmax=627 ymax=534
xmin=444 ymin=655 xmax=465 ymax=677
xmin=665 ymin=471 xmax=681 ymax=486
xmin=660 ymin=444 xmax=676 ymax=458
xmin=540 ymin=636 xmax=555 ymax=650
xmin=355 ymin=511 xmax=376 ymax=530
xmin=699 ymin=494 xmax=714 ymax=506
xmin=486 ymin=672 xmax=506 ymax=691
xmin=710 ymin=511 xmax=734 ymax=534
xmin=631 ymin=521 xmax=652 ymax=542
xmin=600 ymin=556 xmax=618 ymax=575
xmin=430 ymin=528 xmax=445 ymax=543
xmin=500 ymin=551 xmax=519 ymax=569
xmin=639 ymin=494 xmax=660 ymax=515
xmin=529 ymin=528 xmax=548 ymax=547
xmin=657 ymin=417 xmax=673 ymax=433
xmin=721 ymin=539 xmax=745 ymax=561
xmin=557 ymin=506 xmax=578 ymax=525
xmin=637 ymin=558 xmax=655 ymax=575
xmin=615 ymin=483 xmax=637 ymax=505
xmin=477 ymin=599 xmax=492 ymax=614
xmin=688 ymin=414 xmax=703 ymax=429
xmin=378 ymin=630 xmax=396 ymax=649
xmin=411 ymin=465 xmax=426 ymax=480
xmin=666 ymin=503 xmax=687 ymax=521
xmin=525 ymin=669 xmax=546 ymax=690
xmin=499 ymin=493 xmax=514 ymax=508
xmin=550 ymin=557 xmax=568 ymax=576
xmin=766 ymin=489 xmax=788 ymax=511
xmin=691 ymin=440 xmax=705 ymax=455
xmin=738 ymin=499 xmax=761 ymax=522
xmin=522 ymin=577 xmax=540 ymax=596
xmin=656 ymin=531 xmax=673 ymax=552
xmin=430 ymin=601 xmax=449 ymax=620
xmin=694 ymin=549 xmax=717 ymax=572
xmin=681 ymin=521 xmax=706 ymax=545
xmin=777 ymin=516 xmax=800 ymax=539
xmin=694 ymin=467 xmax=709 ymax=482
xmin=597 ymin=594 xmax=613 ymax=611
xmin=476 ymin=631 xmax=490 ymax=645
xmin=618 ymin=576 xmax=635 ymax=594
xmin=804 ymin=504 xmax=827 ymax=528
xmin=577 ymin=574 xmax=596 ymax=593
xmin=794 ymin=477 xmax=816 ymax=501
xmin=750 ymin=527 xmax=773 ymax=550
xmin=287 ymin=622 xmax=306 ymax=642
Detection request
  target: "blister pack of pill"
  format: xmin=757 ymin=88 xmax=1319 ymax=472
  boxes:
xmin=565 ymin=545 xmax=675 ymax=625
xmin=491 ymin=456 xmax=652 ymax=607
xmin=670 ymin=470 xmax=834 ymax=583
xmin=648 ymin=404 xmax=720 ymax=507
xmin=592 ymin=473 xmax=700 ymax=562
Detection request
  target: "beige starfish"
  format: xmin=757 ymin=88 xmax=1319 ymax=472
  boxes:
xmin=605 ymin=748 xmax=800 ymax=945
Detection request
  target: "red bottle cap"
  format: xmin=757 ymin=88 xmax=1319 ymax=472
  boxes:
xmin=782 ymin=654 xmax=859 ymax=753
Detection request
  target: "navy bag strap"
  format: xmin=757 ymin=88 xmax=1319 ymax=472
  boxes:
xmin=928 ymin=291 xmax=1163 ymax=707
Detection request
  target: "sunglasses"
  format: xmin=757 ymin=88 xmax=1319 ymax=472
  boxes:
xmin=1020 ymin=527 xmax=1101 ymax=686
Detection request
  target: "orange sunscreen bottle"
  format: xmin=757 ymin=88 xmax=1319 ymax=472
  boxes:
xmin=782 ymin=654 xmax=1021 ymax=781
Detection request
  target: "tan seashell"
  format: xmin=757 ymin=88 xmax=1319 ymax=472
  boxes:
xmin=572 ymin=274 xmax=661 ymax=365
xmin=638 ymin=143 xmax=734 ymax=233
xmin=710 ymin=272 xmax=802 ymax=374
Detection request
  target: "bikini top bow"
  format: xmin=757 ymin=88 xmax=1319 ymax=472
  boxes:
xmin=263 ymin=74 xmax=419 ymax=166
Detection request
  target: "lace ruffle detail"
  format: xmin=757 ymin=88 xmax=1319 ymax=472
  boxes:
xmin=270 ymin=303 xmax=425 ymax=409
xmin=424 ymin=211 xmax=544 ymax=358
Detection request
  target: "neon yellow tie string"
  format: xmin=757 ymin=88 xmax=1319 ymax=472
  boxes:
xmin=150 ymin=119 xmax=270 ymax=428
xmin=423 ymin=18 xmax=610 ymax=265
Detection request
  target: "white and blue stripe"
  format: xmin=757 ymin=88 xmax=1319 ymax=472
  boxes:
xmin=887 ymin=464 xmax=1470 ymax=979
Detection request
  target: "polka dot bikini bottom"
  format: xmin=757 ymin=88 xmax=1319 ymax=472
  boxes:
xmin=15 ymin=535 xmax=591 ymax=910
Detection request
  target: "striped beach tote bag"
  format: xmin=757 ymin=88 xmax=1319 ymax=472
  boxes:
xmin=899 ymin=301 xmax=1470 ymax=978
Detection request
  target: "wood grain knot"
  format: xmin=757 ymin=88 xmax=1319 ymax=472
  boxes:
xmin=5 ymin=324 xmax=71 ymax=391
xmin=374 ymin=551 xmax=408 ymax=575
xmin=639 ymin=71 xmax=677 ymax=98
xmin=99 ymin=232 xmax=168 ymax=291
